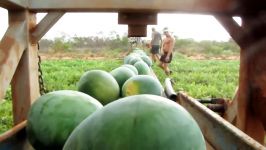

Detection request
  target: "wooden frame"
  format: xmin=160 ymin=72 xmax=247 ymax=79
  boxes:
xmin=0 ymin=0 xmax=26 ymax=9
xmin=215 ymin=13 xmax=266 ymax=143
xmin=1 ymin=0 xmax=266 ymax=149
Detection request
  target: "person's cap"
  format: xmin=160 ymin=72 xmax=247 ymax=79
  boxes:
xmin=163 ymin=27 xmax=169 ymax=33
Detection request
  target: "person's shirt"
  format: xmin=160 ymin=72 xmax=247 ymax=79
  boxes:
xmin=151 ymin=31 xmax=162 ymax=46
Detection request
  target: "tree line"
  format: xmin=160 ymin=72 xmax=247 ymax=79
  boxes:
xmin=39 ymin=34 xmax=239 ymax=56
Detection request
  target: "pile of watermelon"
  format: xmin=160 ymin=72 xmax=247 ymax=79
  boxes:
xmin=26 ymin=48 xmax=206 ymax=150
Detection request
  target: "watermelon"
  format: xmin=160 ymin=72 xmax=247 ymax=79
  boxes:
xmin=129 ymin=57 xmax=143 ymax=65
xmin=122 ymin=64 xmax=138 ymax=75
xmin=122 ymin=75 xmax=163 ymax=97
xmin=124 ymin=53 xmax=139 ymax=64
xmin=77 ymin=70 xmax=120 ymax=105
xmin=110 ymin=67 xmax=136 ymax=94
xmin=133 ymin=49 xmax=147 ymax=56
xmin=26 ymin=90 xmax=103 ymax=150
xmin=134 ymin=61 xmax=150 ymax=75
xmin=141 ymin=55 xmax=153 ymax=66
xmin=63 ymin=95 xmax=206 ymax=150
xmin=124 ymin=55 xmax=134 ymax=64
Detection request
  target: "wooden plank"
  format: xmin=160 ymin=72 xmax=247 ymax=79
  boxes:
xmin=31 ymin=12 xmax=65 ymax=43
xmin=29 ymin=0 xmax=239 ymax=14
xmin=205 ymin=139 xmax=215 ymax=150
xmin=235 ymin=46 xmax=265 ymax=143
xmin=128 ymin=25 xmax=147 ymax=37
xmin=223 ymin=89 xmax=237 ymax=123
xmin=214 ymin=15 xmax=246 ymax=48
xmin=0 ymin=121 xmax=34 ymax=150
xmin=0 ymin=11 xmax=27 ymax=101
xmin=118 ymin=12 xmax=157 ymax=25
xmin=177 ymin=92 xmax=265 ymax=150
xmin=11 ymin=11 xmax=40 ymax=125
xmin=0 ymin=0 xmax=26 ymax=9
xmin=0 ymin=121 xmax=26 ymax=142
xmin=235 ymin=15 xmax=266 ymax=144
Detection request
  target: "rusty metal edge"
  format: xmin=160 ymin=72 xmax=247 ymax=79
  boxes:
xmin=178 ymin=92 xmax=265 ymax=150
xmin=0 ymin=120 xmax=27 ymax=142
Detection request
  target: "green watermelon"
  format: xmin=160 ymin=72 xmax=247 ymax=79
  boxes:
xmin=63 ymin=95 xmax=206 ymax=150
xmin=110 ymin=67 xmax=136 ymax=94
xmin=124 ymin=55 xmax=134 ymax=64
xmin=122 ymin=64 xmax=138 ymax=75
xmin=134 ymin=61 xmax=150 ymax=75
xmin=122 ymin=75 xmax=163 ymax=97
xmin=77 ymin=70 xmax=120 ymax=105
xmin=141 ymin=55 xmax=153 ymax=66
xmin=129 ymin=57 xmax=143 ymax=65
xmin=133 ymin=49 xmax=147 ymax=56
xmin=124 ymin=53 xmax=139 ymax=64
xmin=26 ymin=90 xmax=103 ymax=150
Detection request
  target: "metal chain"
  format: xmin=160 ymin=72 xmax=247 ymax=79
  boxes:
xmin=37 ymin=43 xmax=47 ymax=95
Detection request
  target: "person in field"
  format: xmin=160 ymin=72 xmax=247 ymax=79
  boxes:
xmin=159 ymin=27 xmax=175 ymax=75
xmin=150 ymin=27 xmax=162 ymax=63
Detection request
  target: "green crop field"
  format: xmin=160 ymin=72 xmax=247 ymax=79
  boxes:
xmin=0 ymin=53 xmax=239 ymax=134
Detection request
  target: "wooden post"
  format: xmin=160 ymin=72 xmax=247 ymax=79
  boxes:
xmin=0 ymin=11 xmax=27 ymax=101
xmin=236 ymin=14 xmax=266 ymax=143
xmin=216 ymin=14 xmax=266 ymax=143
xmin=10 ymin=10 xmax=40 ymax=125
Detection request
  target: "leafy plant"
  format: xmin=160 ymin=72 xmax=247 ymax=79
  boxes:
xmin=0 ymin=52 xmax=239 ymax=134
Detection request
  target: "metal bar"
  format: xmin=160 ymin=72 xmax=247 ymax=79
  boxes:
xmin=0 ymin=0 xmax=26 ymax=10
xmin=10 ymin=11 xmax=40 ymax=125
xmin=29 ymin=0 xmax=239 ymax=14
xmin=177 ymin=92 xmax=265 ymax=150
xmin=0 ymin=11 xmax=27 ymax=101
xmin=31 ymin=12 xmax=65 ymax=43
xmin=164 ymin=78 xmax=177 ymax=101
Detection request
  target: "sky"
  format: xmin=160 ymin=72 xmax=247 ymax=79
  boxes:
xmin=0 ymin=7 xmax=240 ymax=41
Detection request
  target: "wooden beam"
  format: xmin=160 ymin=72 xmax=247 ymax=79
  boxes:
xmin=29 ymin=0 xmax=240 ymax=14
xmin=118 ymin=12 xmax=157 ymax=25
xmin=0 ymin=0 xmax=26 ymax=10
xmin=236 ymin=44 xmax=265 ymax=144
xmin=0 ymin=11 xmax=27 ymax=101
xmin=235 ymin=14 xmax=266 ymax=144
xmin=215 ymin=15 xmax=245 ymax=47
xmin=128 ymin=25 xmax=147 ymax=37
xmin=10 ymin=11 xmax=40 ymax=125
xmin=223 ymin=87 xmax=238 ymax=123
xmin=216 ymin=13 xmax=266 ymax=49
xmin=31 ymin=12 xmax=65 ymax=43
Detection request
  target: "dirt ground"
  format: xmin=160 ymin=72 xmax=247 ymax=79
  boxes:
xmin=186 ymin=54 xmax=239 ymax=60
xmin=40 ymin=53 xmax=109 ymax=60
xmin=40 ymin=52 xmax=239 ymax=60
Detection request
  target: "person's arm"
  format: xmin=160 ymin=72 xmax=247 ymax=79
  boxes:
xmin=161 ymin=38 xmax=165 ymax=54
xmin=166 ymin=37 xmax=175 ymax=59
xmin=151 ymin=32 xmax=155 ymax=44
xmin=159 ymin=34 xmax=163 ymax=52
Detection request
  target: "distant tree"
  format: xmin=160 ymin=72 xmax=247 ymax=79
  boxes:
xmin=39 ymin=39 xmax=53 ymax=52
xmin=52 ymin=36 xmax=72 ymax=52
